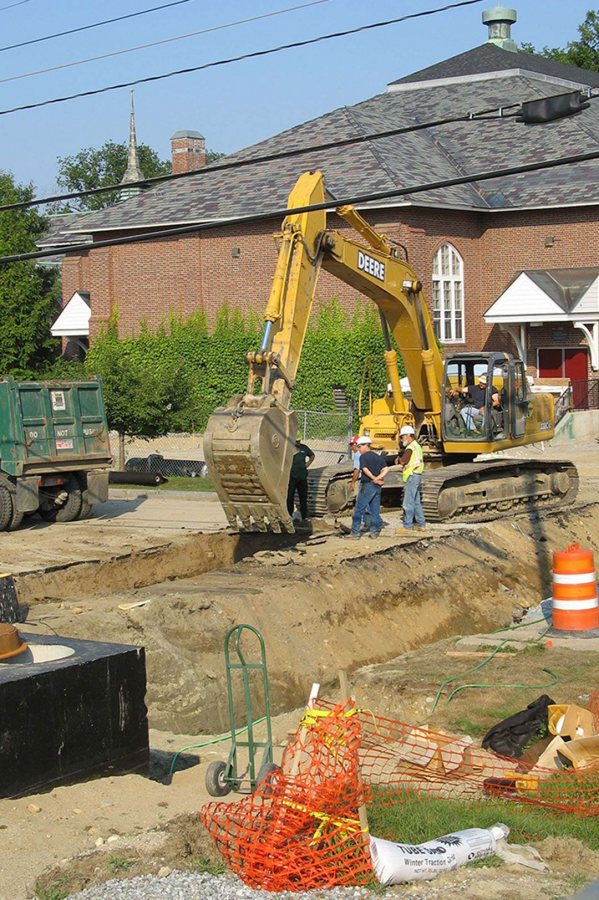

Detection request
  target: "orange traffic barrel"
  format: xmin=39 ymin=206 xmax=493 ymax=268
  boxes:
xmin=552 ymin=543 xmax=599 ymax=632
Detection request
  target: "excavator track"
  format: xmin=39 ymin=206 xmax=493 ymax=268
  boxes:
xmin=307 ymin=458 xmax=578 ymax=524
xmin=421 ymin=458 xmax=578 ymax=523
xmin=307 ymin=463 xmax=354 ymax=517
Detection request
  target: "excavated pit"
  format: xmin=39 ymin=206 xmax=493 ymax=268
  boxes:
xmin=11 ymin=530 xmax=302 ymax=606
xmin=24 ymin=500 xmax=599 ymax=734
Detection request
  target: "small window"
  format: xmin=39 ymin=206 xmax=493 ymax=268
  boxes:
xmin=514 ymin=361 xmax=527 ymax=403
xmin=432 ymin=243 xmax=465 ymax=343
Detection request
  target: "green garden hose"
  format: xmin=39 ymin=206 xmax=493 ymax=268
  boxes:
xmin=168 ymin=716 xmax=267 ymax=778
xmin=429 ymin=618 xmax=553 ymax=714
xmin=445 ymin=668 xmax=560 ymax=703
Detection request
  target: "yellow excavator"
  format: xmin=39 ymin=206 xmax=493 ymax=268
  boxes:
xmin=204 ymin=171 xmax=578 ymax=532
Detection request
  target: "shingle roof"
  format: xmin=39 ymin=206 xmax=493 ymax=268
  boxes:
xmin=61 ymin=45 xmax=599 ymax=238
xmin=388 ymin=42 xmax=599 ymax=88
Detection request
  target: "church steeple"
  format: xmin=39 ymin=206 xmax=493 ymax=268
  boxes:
xmin=119 ymin=91 xmax=145 ymax=199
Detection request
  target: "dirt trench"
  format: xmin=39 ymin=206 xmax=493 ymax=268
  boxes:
xmin=28 ymin=501 xmax=599 ymax=734
xmin=12 ymin=529 xmax=301 ymax=605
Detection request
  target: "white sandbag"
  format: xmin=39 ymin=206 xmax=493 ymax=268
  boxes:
xmin=370 ymin=823 xmax=509 ymax=885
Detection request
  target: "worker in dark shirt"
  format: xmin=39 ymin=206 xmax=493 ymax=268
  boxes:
xmin=287 ymin=437 xmax=315 ymax=524
xmin=489 ymin=390 xmax=506 ymax=438
xmin=348 ymin=436 xmax=388 ymax=540
xmin=457 ymin=373 xmax=488 ymax=431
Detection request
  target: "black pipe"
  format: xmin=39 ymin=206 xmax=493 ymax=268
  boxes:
xmin=109 ymin=471 xmax=168 ymax=486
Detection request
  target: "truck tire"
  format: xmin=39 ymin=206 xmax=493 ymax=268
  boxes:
xmin=39 ymin=477 xmax=83 ymax=523
xmin=0 ymin=485 xmax=13 ymax=531
xmin=75 ymin=499 xmax=93 ymax=520
xmin=7 ymin=509 xmax=24 ymax=531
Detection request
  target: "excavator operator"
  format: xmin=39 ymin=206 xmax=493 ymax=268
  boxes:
xmin=457 ymin=373 xmax=488 ymax=431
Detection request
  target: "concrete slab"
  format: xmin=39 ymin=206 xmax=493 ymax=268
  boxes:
xmin=456 ymin=600 xmax=599 ymax=652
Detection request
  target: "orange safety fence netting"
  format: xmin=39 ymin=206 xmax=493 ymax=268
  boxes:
xmin=201 ymin=690 xmax=599 ymax=892
xmin=326 ymin=694 xmax=599 ymax=817
xmin=201 ymin=701 xmax=373 ymax=891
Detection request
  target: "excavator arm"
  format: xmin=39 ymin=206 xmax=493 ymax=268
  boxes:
xmin=204 ymin=171 xmax=444 ymax=533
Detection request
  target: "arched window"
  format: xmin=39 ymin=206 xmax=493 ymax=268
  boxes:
xmin=432 ymin=244 xmax=464 ymax=343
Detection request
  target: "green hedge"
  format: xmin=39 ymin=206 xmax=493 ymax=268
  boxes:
xmin=45 ymin=299 xmax=404 ymax=435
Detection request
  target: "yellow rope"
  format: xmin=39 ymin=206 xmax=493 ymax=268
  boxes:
xmin=281 ymin=798 xmax=364 ymax=844
xmin=299 ymin=707 xmax=358 ymax=728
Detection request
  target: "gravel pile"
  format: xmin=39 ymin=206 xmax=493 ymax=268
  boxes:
xmin=70 ymin=871 xmax=371 ymax=900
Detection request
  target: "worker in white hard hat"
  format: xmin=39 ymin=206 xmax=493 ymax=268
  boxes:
xmin=395 ymin=425 xmax=426 ymax=534
xmin=348 ymin=436 xmax=388 ymax=540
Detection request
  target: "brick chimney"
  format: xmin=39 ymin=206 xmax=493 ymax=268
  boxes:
xmin=170 ymin=130 xmax=206 ymax=175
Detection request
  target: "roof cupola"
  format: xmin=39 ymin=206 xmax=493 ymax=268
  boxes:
xmin=482 ymin=6 xmax=518 ymax=52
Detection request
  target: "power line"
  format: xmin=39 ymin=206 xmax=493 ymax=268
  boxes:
xmin=0 ymin=0 xmax=485 ymax=117
xmin=0 ymin=102 xmax=523 ymax=213
xmin=0 ymin=0 xmax=333 ymax=85
xmin=2 ymin=146 xmax=597 ymax=265
xmin=0 ymin=0 xmax=31 ymax=10
xmin=0 ymin=0 xmax=195 ymax=54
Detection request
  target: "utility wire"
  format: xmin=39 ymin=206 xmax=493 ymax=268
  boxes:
xmin=2 ymin=146 xmax=598 ymax=265
xmin=0 ymin=102 xmax=523 ymax=213
xmin=0 ymin=0 xmax=196 ymax=54
xmin=0 ymin=0 xmax=485 ymax=116
xmin=0 ymin=0 xmax=333 ymax=85
xmin=0 ymin=0 xmax=31 ymax=10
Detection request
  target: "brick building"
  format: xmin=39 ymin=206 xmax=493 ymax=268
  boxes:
xmin=54 ymin=7 xmax=599 ymax=394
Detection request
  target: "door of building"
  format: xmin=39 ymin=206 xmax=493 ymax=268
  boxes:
xmin=565 ymin=348 xmax=589 ymax=408
xmin=538 ymin=347 xmax=589 ymax=408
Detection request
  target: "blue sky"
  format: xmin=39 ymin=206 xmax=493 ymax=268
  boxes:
xmin=0 ymin=0 xmax=595 ymax=195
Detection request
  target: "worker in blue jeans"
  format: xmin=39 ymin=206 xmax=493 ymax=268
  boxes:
xmin=395 ymin=424 xmax=426 ymax=534
xmin=349 ymin=436 xmax=388 ymax=540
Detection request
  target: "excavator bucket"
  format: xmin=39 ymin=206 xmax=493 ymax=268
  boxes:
xmin=203 ymin=396 xmax=297 ymax=533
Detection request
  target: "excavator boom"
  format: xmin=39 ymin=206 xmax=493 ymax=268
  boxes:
xmin=204 ymin=173 xmax=326 ymax=532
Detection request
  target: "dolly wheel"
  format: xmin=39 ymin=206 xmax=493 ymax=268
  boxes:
xmin=205 ymin=760 xmax=232 ymax=797
xmin=254 ymin=761 xmax=280 ymax=795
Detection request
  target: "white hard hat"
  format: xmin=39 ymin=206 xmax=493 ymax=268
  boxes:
xmin=399 ymin=425 xmax=415 ymax=436
xmin=356 ymin=435 xmax=372 ymax=445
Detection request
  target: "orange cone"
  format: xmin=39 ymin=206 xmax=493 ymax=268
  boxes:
xmin=551 ymin=543 xmax=599 ymax=632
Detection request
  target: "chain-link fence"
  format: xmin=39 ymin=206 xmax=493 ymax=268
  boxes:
xmin=112 ymin=408 xmax=353 ymax=475
xmin=295 ymin=409 xmax=353 ymax=467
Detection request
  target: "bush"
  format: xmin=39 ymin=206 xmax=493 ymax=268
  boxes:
xmin=68 ymin=299 xmax=403 ymax=436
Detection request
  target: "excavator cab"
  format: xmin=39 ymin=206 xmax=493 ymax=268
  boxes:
xmin=442 ymin=352 xmax=531 ymax=447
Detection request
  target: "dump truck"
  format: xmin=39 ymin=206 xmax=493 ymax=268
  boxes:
xmin=0 ymin=376 xmax=111 ymax=530
xmin=204 ymin=171 xmax=578 ymax=532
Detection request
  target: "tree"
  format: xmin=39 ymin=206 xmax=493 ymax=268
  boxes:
xmin=56 ymin=141 xmax=226 ymax=212
xmin=56 ymin=141 xmax=172 ymax=211
xmin=0 ymin=172 xmax=60 ymax=376
xmin=521 ymin=10 xmax=599 ymax=71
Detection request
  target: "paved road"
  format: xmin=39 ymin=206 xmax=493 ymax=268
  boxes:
xmin=0 ymin=493 xmax=228 ymax=577
xmin=92 ymin=492 xmax=228 ymax=533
